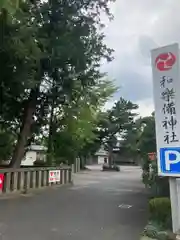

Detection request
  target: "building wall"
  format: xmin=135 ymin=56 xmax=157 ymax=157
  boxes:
xmin=98 ymin=156 xmax=105 ymax=165
xmin=95 ymin=147 xmax=108 ymax=165
xmin=113 ymin=154 xmax=138 ymax=164
xmin=86 ymin=146 xmax=108 ymax=165
xmin=95 ymin=148 xmax=108 ymax=156
xmin=86 ymin=156 xmax=98 ymax=165
xmin=21 ymin=151 xmax=37 ymax=166
xmin=86 ymin=155 xmax=107 ymax=165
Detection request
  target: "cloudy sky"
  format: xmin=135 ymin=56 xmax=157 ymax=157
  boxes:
xmin=102 ymin=0 xmax=180 ymax=116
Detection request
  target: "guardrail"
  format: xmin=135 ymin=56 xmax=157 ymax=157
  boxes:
xmin=0 ymin=167 xmax=72 ymax=195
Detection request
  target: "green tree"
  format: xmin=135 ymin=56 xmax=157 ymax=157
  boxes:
xmin=0 ymin=128 xmax=15 ymax=162
xmin=83 ymin=98 xmax=138 ymax=165
xmin=121 ymin=113 xmax=156 ymax=161
xmin=36 ymin=0 xmax=114 ymax=164
xmin=0 ymin=0 xmax=36 ymax=14
xmin=46 ymin=79 xmax=116 ymax=165
xmin=137 ymin=114 xmax=156 ymax=156
xmin=0 ymin=3 xmax=43 ymax=167
xmin=0 ymin=0 xmax=20 ymax=14
xmin=0 ymin=0 xmax=115 ymax=167
xmin=121 ymin=112 xmax=169 ymax=197
xmin=104 ymin=98 xmax=138 ymax=164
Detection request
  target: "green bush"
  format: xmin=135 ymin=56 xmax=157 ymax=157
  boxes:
xmin=149 ymin=197 xmax=171 ymax=229
xmin=142 ymin=159 xmax=169 ymax=198
xmin=143 ymin=222 xmax=159 ymax=238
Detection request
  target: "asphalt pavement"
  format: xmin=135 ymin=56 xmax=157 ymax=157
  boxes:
xmin=0 ymin=165 xmax=148 ymax=240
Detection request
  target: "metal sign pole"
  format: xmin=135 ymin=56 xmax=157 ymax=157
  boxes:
xmin=169 ymin=178 xmax=179 ymax=233
xmin=175 ymin=178 xmax=180 ymax=236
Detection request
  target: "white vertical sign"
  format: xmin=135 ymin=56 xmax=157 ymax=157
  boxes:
xmin=49 ymin=170 xmax=60 ymax=183
xmin=151 ymin=43 xmax=180 ymax=177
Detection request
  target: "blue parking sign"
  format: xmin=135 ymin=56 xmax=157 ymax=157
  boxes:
xmin=160 ymin=147 xmax=180 ymax=174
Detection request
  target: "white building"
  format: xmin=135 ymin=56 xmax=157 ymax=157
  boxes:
xmin=94 ymin=147 xmax=108 ymax=165
xmin=21 ymin=145 xmax=47 ymax=166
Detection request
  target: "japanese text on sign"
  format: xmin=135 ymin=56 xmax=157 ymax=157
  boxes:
xmin=49 ymin=170 xmax=60 ymax=183
xmin=151 ymin=43 xmax=180 ymax=176
xmin=160 ymin=76 xmax=178 ymax=144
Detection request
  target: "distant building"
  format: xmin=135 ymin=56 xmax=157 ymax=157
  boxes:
xmin=21 ymin=145 xmax=47 ymax=166
xmin=112 ymin=140 xmax=138 ymax=165
xmin=86 ymin=146 xmax=108 ymax=165
xmin=95 ymin=147 xmax=108 ymax=165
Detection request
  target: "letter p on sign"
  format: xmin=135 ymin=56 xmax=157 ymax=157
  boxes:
xmin=160 ymin=147 xmax=180 ymax=174
xmin=165 ymin=150 xmax=180 ymax=170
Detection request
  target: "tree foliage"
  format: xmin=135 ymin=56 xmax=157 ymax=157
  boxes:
xmin=0 ymin=0 xmax=142 ymax=168
xmin=0 ymin=0 xmax=20 ymax=14
xmin=0 ymin=0 xmax=119 ymax=167
xmin=78 ymin=97 xmax=139 ymax=165
xmin=45 ymin=79 xmax=117 ymax=165
xmin=121 ymin=113 xmax=169 ymax=197
xmin=137 ymin=114 xmax=156 ymax=156
xmin=121 ymin=113 xmax=156 ymax=159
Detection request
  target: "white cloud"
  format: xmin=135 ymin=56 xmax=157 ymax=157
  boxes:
xmin=103 ymin=100 xmax=115 ymax=111
xmin=102 ymin=0 xmax=180 ymax=113
xmin=135 ymin=98 xmax=154 ymax=117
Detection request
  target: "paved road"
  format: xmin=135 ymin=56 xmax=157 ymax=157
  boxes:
xmin=0 ymin=166 xmax=147 ymax=240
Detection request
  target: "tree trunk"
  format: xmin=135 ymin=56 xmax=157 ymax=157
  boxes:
xmin=9 ymin=88 xmax=39 ymax=168
xmin=80 ymin=156 xmax=86 ymax=169
xmin=46 ymin=100 xmax=55 ymax=166
xmin=108 ymin=147 xmax=114 ymax=166
xmin=0 ymin=8 xmax=7 ymax=45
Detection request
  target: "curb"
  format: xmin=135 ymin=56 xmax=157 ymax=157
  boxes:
xmin=140 ymin=234 xmax=177 ymax=240
xmin=140 ymin=237 xmax=156 ymax=240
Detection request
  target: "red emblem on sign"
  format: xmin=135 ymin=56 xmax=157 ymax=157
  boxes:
xmin=155 ymin=52 xmax=176 ymax=71
xmin=0 ymin=174 xmax=4 ymax=190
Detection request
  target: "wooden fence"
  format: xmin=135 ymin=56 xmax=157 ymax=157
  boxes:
xmin=0 ymin=167 xmax=72 ymax=195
